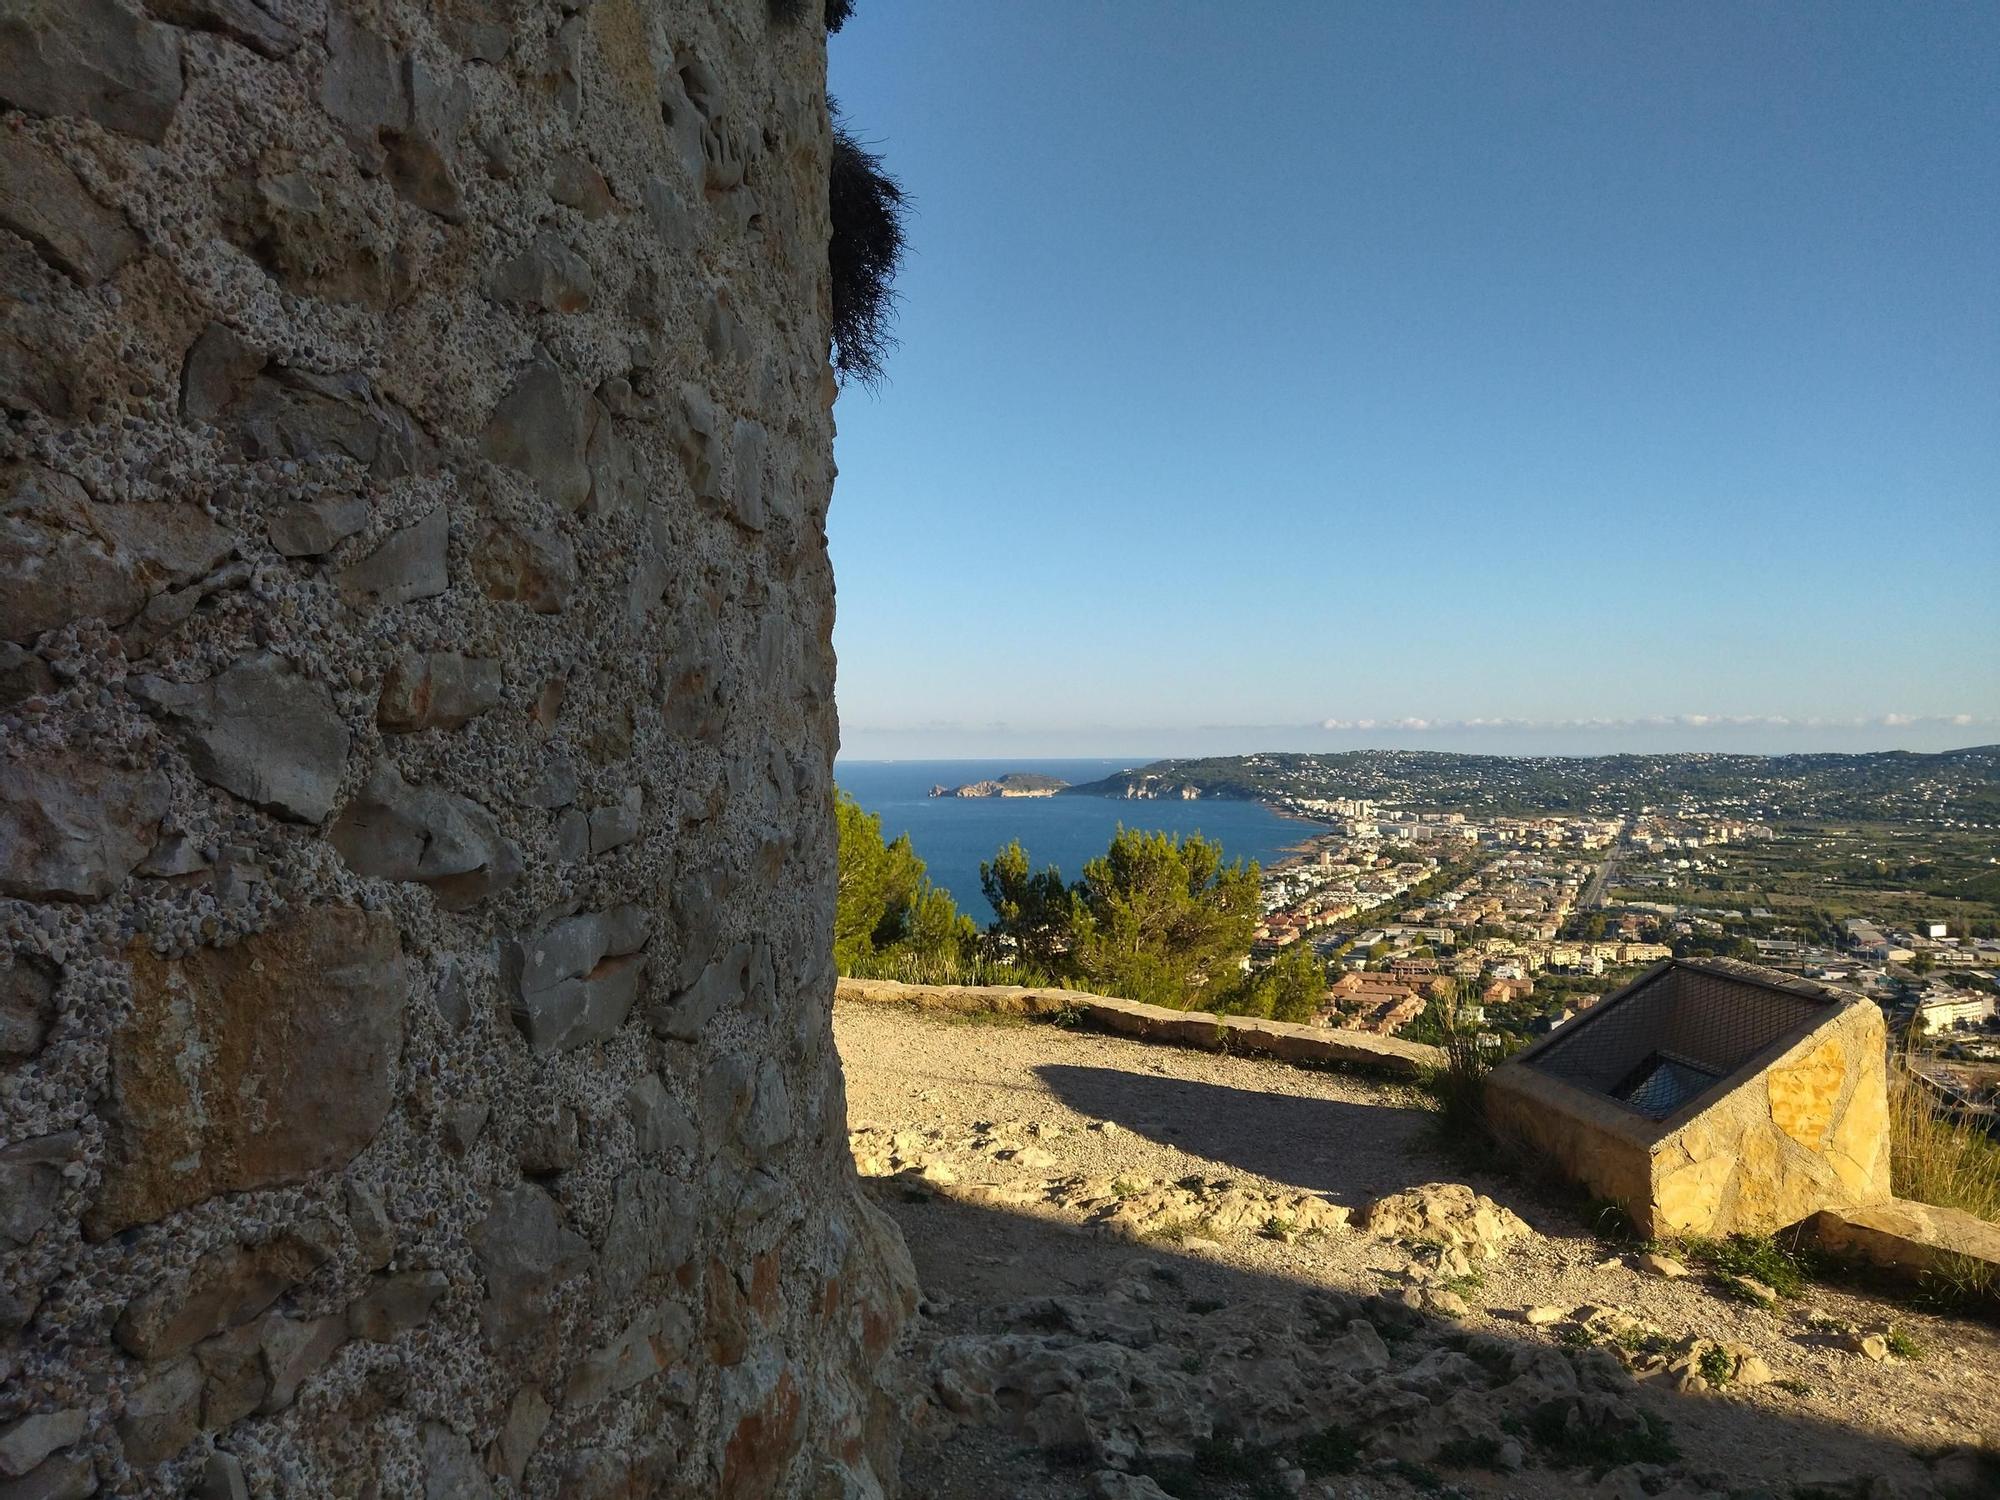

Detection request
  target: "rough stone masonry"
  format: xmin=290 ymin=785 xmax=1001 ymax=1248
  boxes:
xmin=0 ymin=2 xmax=916 ymax=1495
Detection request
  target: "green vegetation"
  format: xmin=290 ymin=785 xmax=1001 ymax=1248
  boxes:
xmin=1679 ymin=1234 xmax=1812 ymax=1298
xmin=833 ymin=791 xmax=983 ymax=983
xmin=985 ymin=828 xmax=1261 ymax=1009
xmin=1697 ymin=1345 xmax=1734 ymax=1386
xmin=1884 ymin=1326 xmax=1924 ymax=1360
xmin=1525 ymin=1402 xmax=1679 ymax=1469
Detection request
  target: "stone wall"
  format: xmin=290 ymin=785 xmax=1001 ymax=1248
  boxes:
xmin=0 ymin=2 xmax=915 ymax=1495
xmin=834 ymin=977 xmax=1445 ymax=1077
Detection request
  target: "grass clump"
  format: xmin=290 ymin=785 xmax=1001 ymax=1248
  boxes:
xmin=1884 ymin=1325 xmax=1924 ymax=1360
xmin=1415 ymin=988 xmax=1501 ymax=1154
xmin=828 ymin=115 xmax=907 ymax=385
xmin=1697 ymin=1345 xmax=1734 ymax=1387
xmin=1435 ymin=1434 xmax=1507 ymax=1470
xmin=1680 ymin=1233 xmax=1812 ymax=1298
xmin=1296 ymin=1425 xmax=1363 ymax=1475
xmin=1918 ymin=1249 xmax=2000 ymax=1310
xmin=1527 ymin=1402 xmax=1679 ymax=1470
xmin=1891 ymin=1062 xmax=2000 ymax=1224
xmin=1111 ymin=1176 xmax=1146 ymax=1199
xmin=1143 ymin=1213 xmax=1219 ymax=1246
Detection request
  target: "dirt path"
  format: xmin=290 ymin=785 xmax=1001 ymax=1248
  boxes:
xmin=834 ymin=1002 xmax=2000 ymax=1500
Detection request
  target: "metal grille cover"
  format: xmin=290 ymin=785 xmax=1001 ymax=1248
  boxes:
xmin=1525 ymin=962 xmax=1834 ymax=1121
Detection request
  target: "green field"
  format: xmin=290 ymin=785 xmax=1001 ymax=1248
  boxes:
xmin=1609 ymin=822 xmax=2000 ymax=939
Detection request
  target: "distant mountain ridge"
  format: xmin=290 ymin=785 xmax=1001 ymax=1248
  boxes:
xmin=1063 ymin=746 xmax=2000 ymax=819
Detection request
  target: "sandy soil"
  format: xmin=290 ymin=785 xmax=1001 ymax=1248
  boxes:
xmin=834 ymin=1001 xmax=2000 ymax=1500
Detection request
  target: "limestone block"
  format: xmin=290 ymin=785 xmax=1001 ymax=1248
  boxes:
xmin=268 ymin=496 xmax=368 ymax=558
xmin=0 ymin=133 xmax=141 ymax=286
xmin=331 ymin=760 xmax=522 ymax=908
xmin=136 ymin=654 xmax=350 ymax=824
xmin=377 ymin=651 xmax=503 ymax=732
xmin=339 ymin=507 xmax=450 ymax=605
xmin=149 ymin=0 xmax=301 ymax=59
xmin=488 ymin=231 xmax=593 ymax=313
xmin=420 ymin=1423 xmax=492 ymax=1500
xmin=114 ymin=1227 xmax=332 ymax=1360
xmin=563 ymin=1304 xmax=691 ymax=1408
xmin=218 ymin=367 xmax=429 ymax=479
xmin=0 ymin=954 xmax=56 ymax=1059
xmin=471 ymin=1184 xmax=591 ymax=1349
xmin=0 ymin=758 xmax=167 ymax=902
xmin=482 ymin=356 xmax=589 ymax=511
xmin=485 ymin=1387 xmax=551 ymax=1485
xmin=0 ymin=0 xmax=183 ymax=142
xmin=117 ymin=1357 xmax=202 ymax=1466
xmin=91 ymin=907 xmax=404 ymax=1235
xmin=473 ymin=522 xmax=575 ymax=613
xmin=0 ymin=1409 xmax=86 ymax=1479
xmin=627 ymin=1075 xmax=697 ymax=1156
xmin=0 ymin=1133 xmax=79 ymax=1248
xmin=651 ymin=938 xmax=773 ymax=1041
xmin=502 ymin=907 xmax=650 ymax=1052
xmin=1649 ymin=1152 xmax=1735 ymax=1237
xmin=2 ymin=464 xmax=236 ymax=642
xmin=596 ymin=1168 xmax=698 ymax=1308
xmin=347 ymin=1269 xmax=448 ymax=1341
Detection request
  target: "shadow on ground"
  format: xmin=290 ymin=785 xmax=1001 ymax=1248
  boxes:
xmin=1037 ymin=1061 xmax=1457 ymax=1207
xmin=884 ymin=1179 xmax=1989 ymax=1500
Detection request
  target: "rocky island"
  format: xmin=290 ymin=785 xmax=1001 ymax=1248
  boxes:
xmin=927 ymin=772 xmax=1070 ymax=798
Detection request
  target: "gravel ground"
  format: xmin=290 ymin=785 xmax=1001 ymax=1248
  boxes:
xmin=834 ymin=1002 xmax=2000 ymax=1500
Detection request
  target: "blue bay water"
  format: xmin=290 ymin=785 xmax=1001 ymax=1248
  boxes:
xmin=833 ymin=759 xmax=1312 ymax=920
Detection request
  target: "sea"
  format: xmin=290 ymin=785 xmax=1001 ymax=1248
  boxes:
xmin=833 ymin=759 xmax=1314 ymax=920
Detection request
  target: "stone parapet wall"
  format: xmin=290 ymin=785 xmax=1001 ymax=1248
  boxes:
xmin=0 ymin=2 xmax=913 ymax=1495
xmin=834 ymin=976 xmax=1445 ymax=1076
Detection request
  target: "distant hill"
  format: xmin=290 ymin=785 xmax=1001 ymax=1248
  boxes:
xmin=928 ymin=772 xmax=1070 ymax=798
xmin=1064 ymin=746 xmax=2000 ymax=820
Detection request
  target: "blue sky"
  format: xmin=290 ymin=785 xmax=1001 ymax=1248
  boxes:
xmin=825 ymin=2 xmax=1999 ymax=761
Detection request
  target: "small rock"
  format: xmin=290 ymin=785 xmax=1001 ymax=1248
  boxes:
xmin=1633 ymin=1251 xmax=1689 ymax=1278
xmin=1525 ymin=1305 xmax=1566 ymax=1326
xmin=1845 ymin=1332 xmax=1890 ymax=1362
xmin=337 ymin=507 xmax=449 ymax=605
xmin=347 ymin=1269 xmax=448 ymax=1342
xmin=1089 ymin=1470 xmax=1174 ymax=1500
xmin=135 ymin=653 xmax=348 ymax=824
xmin=1725 ymin=1274 xmax=1779 ymax=1307
xmin=195 ymin=1450 xmax=250 ymax=1500
xmin=0 ymin=1408 xmax=87 ymax=1479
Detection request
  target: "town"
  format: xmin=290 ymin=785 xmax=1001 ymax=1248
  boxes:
xmin=1245 ymin=788 xmax=2000 ymax=1121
